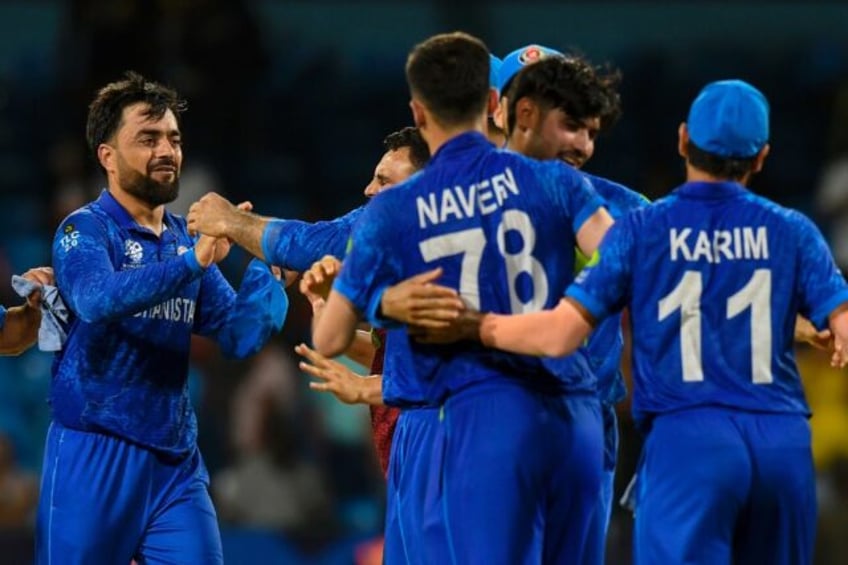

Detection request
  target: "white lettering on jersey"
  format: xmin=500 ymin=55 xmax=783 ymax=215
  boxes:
xmin=670 ymin=227 xmax=768 ymax=262
xmin=60 ymin=231 xmax=81 ymax=252
xmin=134 ymin=297 xmax=196 ymax=324
xmin=416 ymin=167 xmax=520 ymax=229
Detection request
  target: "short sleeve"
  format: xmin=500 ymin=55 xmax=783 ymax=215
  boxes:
xmin=566 ymin=214 xmax=635 ymax=321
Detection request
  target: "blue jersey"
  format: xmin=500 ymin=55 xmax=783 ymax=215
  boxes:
xmin=0 ymin=306 xmax=5 ymax=329
xmin=567 ymin=181 xmax=848 ymax=428
xmin=52 ymin=190 xmax=287 ymax=456
xmin=335 ymin=132 xmax=603 ymax=406
xmin=581 ymin=174 xmax=649 ymax=405
xmin=261 ymin=206 xmax=365 ymax=271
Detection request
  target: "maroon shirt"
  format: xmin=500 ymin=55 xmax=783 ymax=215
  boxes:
xmin=369 ymin=329 xmax=399 ymax=478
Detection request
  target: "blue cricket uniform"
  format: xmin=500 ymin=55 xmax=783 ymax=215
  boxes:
xmin=579 ymin=173 xmax=648 ymax=565
xmin=567 ymin=180 xmax=848 ymax=564
xmin=261 ymin=206 xmax=364 ymax=270
xmin=37 ymin=190 xmax=287 ymax=565
xmin=335 ymin=132 xmax=604 ymax=564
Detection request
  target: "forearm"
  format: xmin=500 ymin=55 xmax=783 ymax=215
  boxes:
xmin=312 ymin=291 xmax=360 ymax=358
xmin=0 ymin=304 xmax=40 ymax=355
xmin=211 ymin=259 xmax=287 ymax=359
xmin=357 ymin=375 xmax=384 ymax=406
xmin=480 ymin=298 xmax=592 ymax=357
xmin=345 ymin=330 xmax=376 ymax=368
xmin=63 ymin=253 xmax=201 ymax=323
xmin=262 ymin=217 xmax=354 ymax=271
xmin=225 ymin=210 xmax=269 ymax=262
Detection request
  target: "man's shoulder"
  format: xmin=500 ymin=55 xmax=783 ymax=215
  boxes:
xmin=583 ymin=173 xmax=649 ymax=213
xmin=57 ymin=201 xmax=108 ymax=233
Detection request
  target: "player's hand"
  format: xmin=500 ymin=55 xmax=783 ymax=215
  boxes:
xmin=299 ymin=256 xmax=341 ymax=305
xmin=795 ymin=315 xmax=833 ymax=351
xmin=380 ymin=268 xmax=464 ymax=328
xmin=201 ymin=201 xmax=253 ymax=263
xmin=193 ymin=235 xmax=226 ymax=268
xmin=830 ymin=339 xmax=848 ymax=369
xmin=187 ymin=192 xmax=251 ymax=238
xmin=827 ymin=305 xmax=848 ymax=368
xmin=282 ymin=269 xmax=299 ymax=288
xmin=20 ymin=266 xmax=53 ymax=309
xmin=296 ymin=343 xmax=365 ymax=404
xmin=409 ymin=307 xmax=483 ymax=344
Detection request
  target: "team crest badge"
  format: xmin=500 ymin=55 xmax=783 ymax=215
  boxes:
xmin=518 ymin=46 xmax=545 ymax=65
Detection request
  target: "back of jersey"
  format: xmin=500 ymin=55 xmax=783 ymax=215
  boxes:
xmin=338 ymin=132 xmax=603 ymax=405
xmin=621 ymin=181 xmax=847 ymax=425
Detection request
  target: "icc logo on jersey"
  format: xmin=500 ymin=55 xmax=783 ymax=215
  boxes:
xmin=124 ymin=239 xmax=144 ymax=264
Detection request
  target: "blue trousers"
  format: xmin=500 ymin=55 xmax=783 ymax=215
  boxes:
xmin=422 ymin=381 xmax=602 ymax=565
xmin=36 ymin=421 xmax=222 ymax=565
xmin=383 ymin=407 xmax=440 ymax=565
xmin=634 ymin=408 xmax=816 ymax=565
xmin=582 ymin=403 xmax=618 ymax=565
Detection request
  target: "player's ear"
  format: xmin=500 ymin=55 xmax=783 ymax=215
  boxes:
xmin=487 ymin=88 xmax=498 ymax=116
xmin=677 ymin=122 xmax=689 ymax=158
xmin=97 ymin=143 xmax=116 ymax=174
xmin=751 ymin=143 xmax=770 ymax=173
xmin=515 ymin=97 xmax=537 ymax=132
xmin=410 ymin=99 xmax=426 ymax=129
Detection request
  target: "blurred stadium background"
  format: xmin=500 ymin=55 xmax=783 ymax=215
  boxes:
xmin=0 ymin=1 xmax=847 ymax=563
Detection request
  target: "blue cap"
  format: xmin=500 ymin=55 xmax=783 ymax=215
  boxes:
xmin=498 ymin=44 xmax=563 ymax=94
xmin=687 ymin=79 xmax=769 ymax=158
xmin=489 ymin=54 xmax=503 ymax=93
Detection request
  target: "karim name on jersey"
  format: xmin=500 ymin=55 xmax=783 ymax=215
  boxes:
xmin=670 ymin=226 xmax=768 ymax=263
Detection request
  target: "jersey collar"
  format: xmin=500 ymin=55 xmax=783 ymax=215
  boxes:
xmin=430 ymin=131 xmax=492 ymax=164
xmin=95 ymin=189 xmax=178 ymax=236
xmin=674 ymin=180 xmax=749 ymax=200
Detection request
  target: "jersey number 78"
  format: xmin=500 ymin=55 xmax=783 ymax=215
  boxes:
xmin=418 ymin=210 xmax=550 ymax=314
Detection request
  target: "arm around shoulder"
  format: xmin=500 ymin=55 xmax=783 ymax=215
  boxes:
xmin=480 ymin=298 xmax=594 ymax=357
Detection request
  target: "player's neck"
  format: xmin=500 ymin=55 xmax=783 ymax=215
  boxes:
xmin=423 ymin=116 xmax=488 ymax=156
xmin=108 ymin=185 xmax=167 ymax=236
xmin=685 ymin=164 xmax=750 ymax=187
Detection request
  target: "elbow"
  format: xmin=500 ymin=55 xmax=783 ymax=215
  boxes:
xmin=540 ymin=341 xmax=572 ymax=358
xmin=312 ymin=326 xmax=347 ymax=359
xmin=313 ymin=334 xmax=345 ymax=359
xmin=536 ymin=332 xmax=576 ymax=357
xmin=539 ymin=319 xmax=583 ymax=358
xmin=73 ymin=301 xmax=110 ymax=324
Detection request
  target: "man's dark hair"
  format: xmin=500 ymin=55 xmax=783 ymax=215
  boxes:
xmin=383 ymin=126 xmax=430 ymax=170
xmin=686 ymin=141 xmax=757 ymax=181
xmin=86 ymin=71 xmax=187 ymax=155
xmin=405 ymin=32 xmax=490 ymax=127
xmin=506 ymin=55 xmax=622 ymax=136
